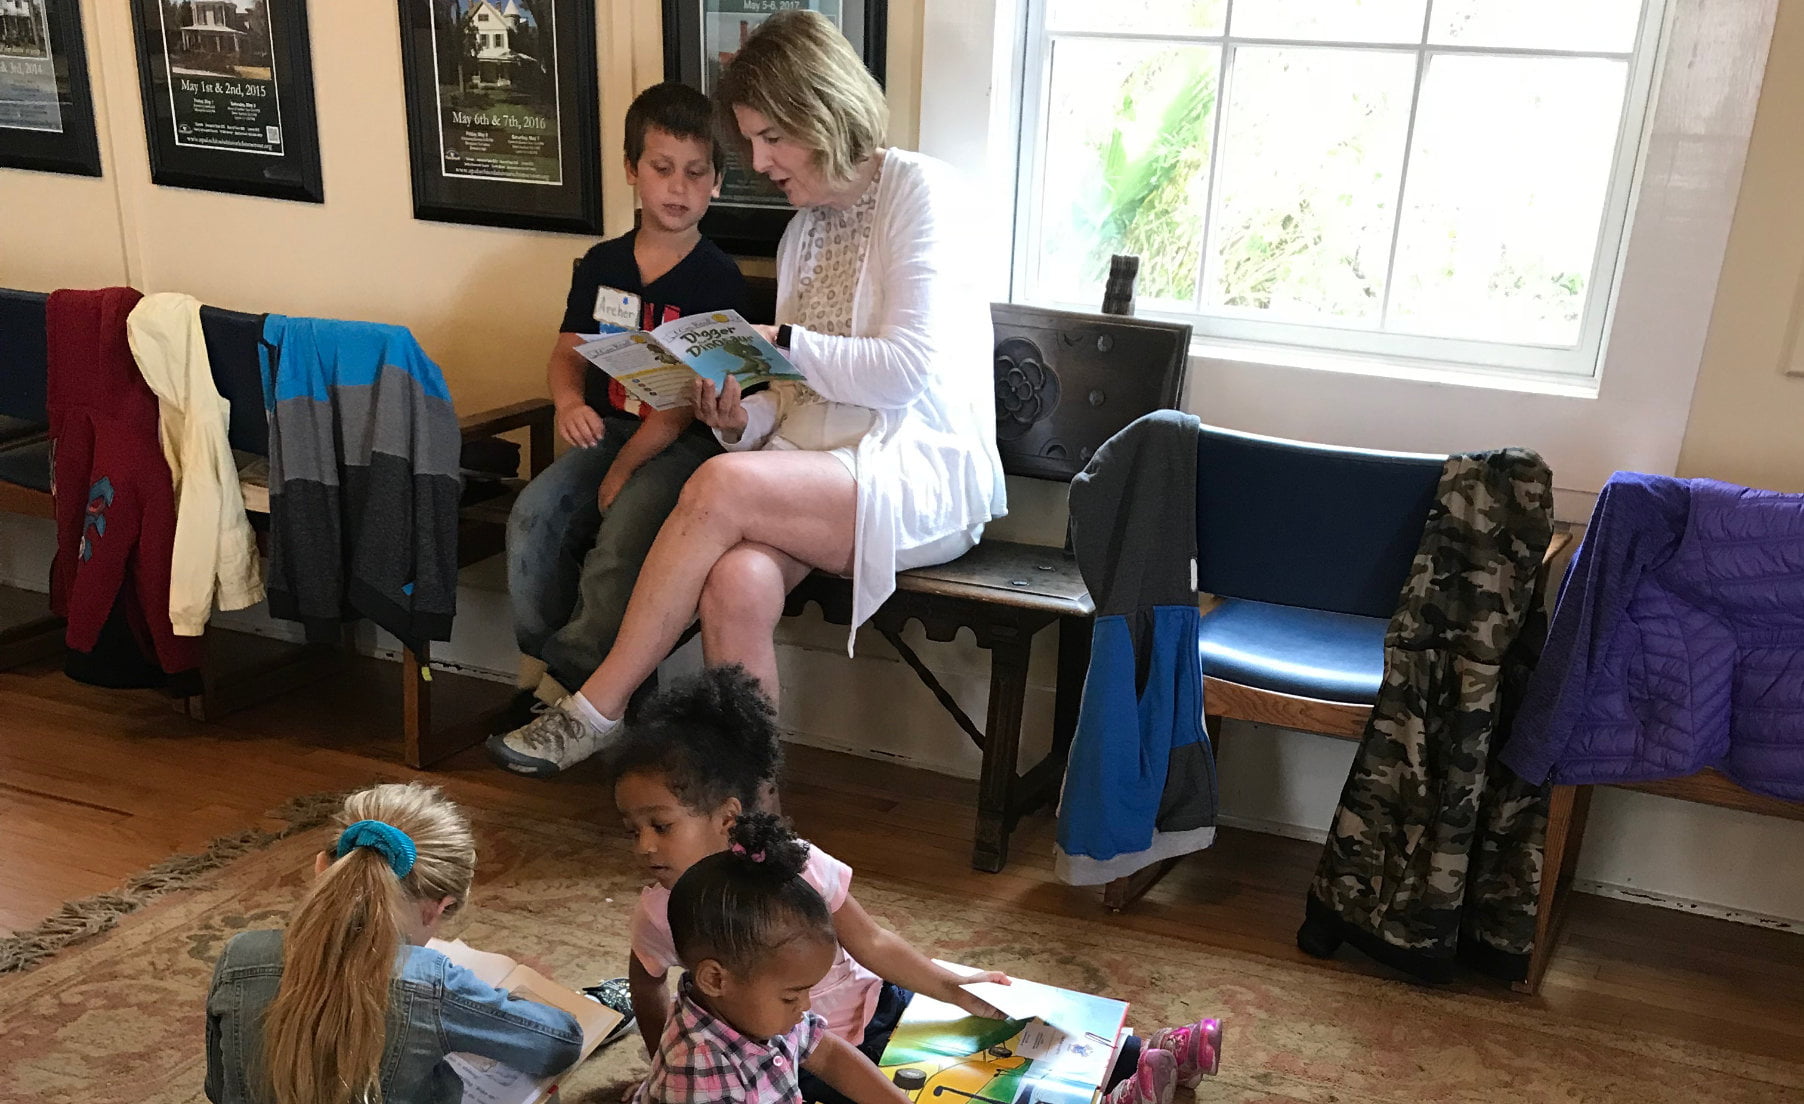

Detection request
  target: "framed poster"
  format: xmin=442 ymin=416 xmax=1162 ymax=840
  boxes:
xmin=127 ymin=0 xmax=323 ymax=202
xmin=662 ymin=0 xmax=886 ymax=256
xmin=396 ymin=0 xmax=602 ymax=234
xmin=0 ymin=0 xmax=102 ymax=176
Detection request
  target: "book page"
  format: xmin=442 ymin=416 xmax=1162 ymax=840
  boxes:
xmin=573 ymin=332 xmax=698 ymax=411
xmin=650 ymin=310 xmax=805 ymax=391
xmin=441 ymin=1053 xmax=549 ymax=1104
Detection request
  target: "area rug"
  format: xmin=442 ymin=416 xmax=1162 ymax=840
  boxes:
xmin=1 ymin=798 xmax=1797 ymax=1104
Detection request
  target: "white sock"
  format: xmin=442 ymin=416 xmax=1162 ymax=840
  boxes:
xmin=561 ymin=692 xmax=618 ymax=734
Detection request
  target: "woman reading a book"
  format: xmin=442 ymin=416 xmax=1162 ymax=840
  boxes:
xmin=489 ymin=9 xmax=1007 ymax=778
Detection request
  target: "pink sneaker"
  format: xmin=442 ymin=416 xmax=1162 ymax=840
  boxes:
xmin=1105 ymin=1047 xmax=1176 ymax=1104
xmin=1145 ymin=1018 xmax=1222 ymax=1089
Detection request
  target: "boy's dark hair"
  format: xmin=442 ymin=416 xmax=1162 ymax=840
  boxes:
xmin=625 ymin=81 xmax=725 ymax=173
xmin=668 ymin=812 xmax=834 ymax=972
xmin=609 ymin=665 xmax=781 ymax=814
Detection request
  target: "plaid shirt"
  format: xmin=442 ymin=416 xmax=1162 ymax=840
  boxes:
xmin=641 ymin=974 xmax=826 ymax=1104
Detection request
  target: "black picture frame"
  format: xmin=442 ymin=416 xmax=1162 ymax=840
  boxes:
xmin=0 ymin=0 xmax=102 ymax=176
xmin=396 ymin=0 xmax=602 ymax=235
xmin=662 ymin=0 xmax=886 ymax=256
xmin=127 ymin=0 xmax=322 ymax=202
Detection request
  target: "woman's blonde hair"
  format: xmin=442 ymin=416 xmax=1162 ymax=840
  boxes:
xmin=715 ymin=9 xmax=888 ymax=187
xmin=260 ymin=783 xmax=476 ymax=1104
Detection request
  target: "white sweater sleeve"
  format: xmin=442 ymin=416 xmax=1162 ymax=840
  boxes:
xmin=787 ymin=166 xmax=973 ymax=411
xmin=715 ymin=390 xmax=780 ymax=451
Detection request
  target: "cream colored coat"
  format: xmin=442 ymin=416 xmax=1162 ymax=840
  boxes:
xmin=126 ymin=293 xmax=263 ymax=635
xmin=723 ymin=149 xmax=1008 ymax=652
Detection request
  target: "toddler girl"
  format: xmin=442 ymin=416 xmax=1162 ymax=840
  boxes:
xmin=641 ymin=812 xmax=909 ymax=1103
xmin=612 ymin=667 xmax=1221 ymax=1104
xmin=204 ymin=782 xmax=585 ymax=1104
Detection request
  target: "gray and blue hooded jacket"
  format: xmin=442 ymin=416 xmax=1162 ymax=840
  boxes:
xmin=258 ymin=316 xmax=461 ymax=651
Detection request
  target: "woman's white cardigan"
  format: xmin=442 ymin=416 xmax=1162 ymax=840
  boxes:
xmin=722 ymin=149 xmax=1008 ymax=652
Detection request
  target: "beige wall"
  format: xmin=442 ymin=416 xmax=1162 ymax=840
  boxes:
xmin=1677 ymin=0 xmax=1804 ymax=490
xmin=0 ymin=0 xmax=918 ymax=415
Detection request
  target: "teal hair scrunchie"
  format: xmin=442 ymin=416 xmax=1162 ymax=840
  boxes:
xmin=334 ymin=820 xmax=417 ymax=879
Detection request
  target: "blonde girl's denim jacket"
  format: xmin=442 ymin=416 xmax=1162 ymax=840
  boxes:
xmin=205 ymin=930 xmax=584 ymax=1104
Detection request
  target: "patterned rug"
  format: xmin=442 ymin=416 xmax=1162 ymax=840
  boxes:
xmin=1 ymin=797 xmax=1797 ymax=1104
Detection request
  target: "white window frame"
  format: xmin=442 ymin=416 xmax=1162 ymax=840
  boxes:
xmin=1011 ymin=6 xmax=1667 ymax=384
xmin=916 ymin=0 xmax=1782 ymax=515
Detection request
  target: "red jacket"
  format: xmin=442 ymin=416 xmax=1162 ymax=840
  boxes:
xmin=47 ymin=288 xmax=201 ymax=676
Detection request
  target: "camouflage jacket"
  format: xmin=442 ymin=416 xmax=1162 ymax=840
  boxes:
xmin=1300 ymin=449 xmax=1555 ymax=984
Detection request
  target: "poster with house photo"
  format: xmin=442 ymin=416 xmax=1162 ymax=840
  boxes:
xmin=0 ymin=0 xmax=61 ymax=133
xmin=155 ymin=0 xmax=285 ymax=155
xmin=430 ymin=0 xmax=562 ymax=186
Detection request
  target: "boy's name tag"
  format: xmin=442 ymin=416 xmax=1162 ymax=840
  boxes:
xmin=593 ymin=286 xmax=641 ymax=331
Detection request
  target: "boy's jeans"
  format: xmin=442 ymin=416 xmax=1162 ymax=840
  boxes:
xmin=506 ymin=415 xmax=720 ymax=695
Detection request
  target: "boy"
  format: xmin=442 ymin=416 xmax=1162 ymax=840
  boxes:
xmin=492 ymin=82 xmax=746 ymax=748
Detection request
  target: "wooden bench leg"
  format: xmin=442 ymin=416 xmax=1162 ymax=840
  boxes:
xmin=973 ymin=630 xmax=1032 ymax=873
xmin=1516 ymin=783 xmax=1593 ymax=994
xmin=402 ymin=641 xmax=490 ymax=770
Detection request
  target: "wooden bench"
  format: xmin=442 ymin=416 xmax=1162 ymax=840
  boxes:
xmin=0 ymin=289 xmax=555 ymax=768
xmin=1523 ymin=764 xmax=1804 ymax=995
xmin=783 ymin=303 xmax=1192 ymax=872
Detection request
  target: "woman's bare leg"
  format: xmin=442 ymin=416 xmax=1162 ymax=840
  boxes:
xmin=576 ymin=451 xmax=855 ymax=718
xmin=698 ymin=541 xmax=813 ymax=703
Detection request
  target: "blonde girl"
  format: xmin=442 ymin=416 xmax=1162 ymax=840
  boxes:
xmin=204 ymin=783 xmax=584 ymax=1104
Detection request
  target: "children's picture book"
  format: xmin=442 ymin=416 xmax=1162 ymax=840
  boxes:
xmin=878 ymin=961 xmax=1131 ymax=1104
xmin=428 ymin=938 xmax=621 ymax=1104
xmin=573 ymin=309 xmax=805 ymax=412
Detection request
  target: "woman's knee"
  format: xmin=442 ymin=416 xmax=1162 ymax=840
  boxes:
xmin=698 ymin=547 xmax=789 ymax=629
xmin=675 ymin=453 xmax=776 ymax=523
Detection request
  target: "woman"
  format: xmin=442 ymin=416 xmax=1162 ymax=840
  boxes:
xmin=488 ymin=9 xmax=1006 ymax=777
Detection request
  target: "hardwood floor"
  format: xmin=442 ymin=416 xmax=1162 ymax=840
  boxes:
xmin=2 ymin=632 xmax=1801 ymax=1067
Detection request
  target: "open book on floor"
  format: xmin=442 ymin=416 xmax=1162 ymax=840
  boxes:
xmin=878 ymin=961 xmax=1131 ymax=1104
xmin=573 ymin=309 xmax=804 ymax=411
xmin=428 ymin=938 xmax=621 ymax=1104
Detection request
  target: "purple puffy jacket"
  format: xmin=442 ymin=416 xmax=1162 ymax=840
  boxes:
xmin=1503 ymin=472 xmax=1804 ymax=800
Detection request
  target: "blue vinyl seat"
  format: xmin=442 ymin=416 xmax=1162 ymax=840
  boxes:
xmin=1196 ymin=599 xmax=1389 ymax=705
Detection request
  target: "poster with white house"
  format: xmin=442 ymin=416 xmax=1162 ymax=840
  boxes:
xmin=0 ymin=0 xmax=60 ymax=133
xmin=157 ymin=0 xmax=284 ymax=155
xmin=430 ymin=0 xmax=562 ymax=185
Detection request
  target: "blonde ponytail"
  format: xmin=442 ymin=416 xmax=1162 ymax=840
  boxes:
xmin=260 ymin=784 xmax=476 ymax=1104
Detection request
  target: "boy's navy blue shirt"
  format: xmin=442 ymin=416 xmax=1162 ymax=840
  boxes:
xmin=560 ymin=229 xmax=747 ymax=417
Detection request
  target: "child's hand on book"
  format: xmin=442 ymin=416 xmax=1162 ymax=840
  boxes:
xmin=692 ymin=376 xmax=748 ymax=440
xmin=557 ymin=402 xmax=605 ymax=449
xmin=940 ymin=969 xmax=1012 ymax=1020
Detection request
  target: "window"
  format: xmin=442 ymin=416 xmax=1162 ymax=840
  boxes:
xmin=1012 ymin=0 xmax=1667 ymax=380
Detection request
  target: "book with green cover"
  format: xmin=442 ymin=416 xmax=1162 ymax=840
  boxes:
xmin=878 ymin=963 xmax=1130 ymax=1104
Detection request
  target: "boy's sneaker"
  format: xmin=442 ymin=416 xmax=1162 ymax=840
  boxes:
xmin=1105 ymin=1047 xmax=1175 ymax=1104
xmin=1146 ymin=1018 xmax=1222 ymax=1088
xmin=580 ymin=977 xmax=638 ymax=1049
xmin=488 ymin=689 xmax=549 ymax=736
xmin=485 ymin=699 xmax=619 ymax=777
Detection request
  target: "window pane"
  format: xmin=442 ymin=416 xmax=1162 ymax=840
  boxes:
xmin=1046 ymin=0 xmax=1225 ymax=36
xmin=1389 ymin=56 xmax=1629 ymax=346
xmin=1429 ymin=0 xmax=1643 ymax=53
xmin=1031 ymin=40 xmax=1219 ymax=306
xmin=1204 ymin=47 xmax=1415 ymax=323
xmin=1230 ymin=0 xmax=1428 ymax=44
